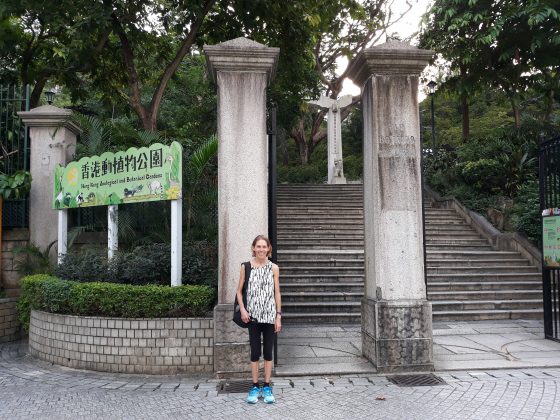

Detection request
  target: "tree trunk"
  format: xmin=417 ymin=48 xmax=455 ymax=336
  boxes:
xmin=545 ymin=89 xmax=554 ymax=122
xmin=29 ymin=77 xmax=48 ymax=109
xmin=461 ymin=92 xmax=470 ymax=139
xmin=297 ymin=140 xmax=310 ymax=165
xmin=510 ymin=99 xmax=521 ymax=129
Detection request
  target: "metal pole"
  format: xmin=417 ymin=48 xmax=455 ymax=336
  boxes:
xmin=430 ymin=93 xmax=436 ymax=155
xmin=268 ymin=105 xmax=278 ymax=366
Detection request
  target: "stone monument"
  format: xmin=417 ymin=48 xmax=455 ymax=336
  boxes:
xmin=347 ymin=39 xmax=434 ymax=372
xmin=204 ymin=38 xmax=279 ymax=376
xmin=308 ymin=95 xmax=352 ymax=184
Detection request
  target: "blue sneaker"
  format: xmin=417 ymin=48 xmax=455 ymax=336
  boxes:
xmin=246 ymin=386 xmax=261 ymax=404
xmin=262 ymin=385 xmax=275 ymax=404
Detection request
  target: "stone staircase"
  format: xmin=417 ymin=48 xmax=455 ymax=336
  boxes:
xmin=277 ymin=184 xmax=364 ymax=323
xmin=424 ymin=201 xmax=542 ymax=321
xmin=277 ymin=184 xmax=543 ymax=323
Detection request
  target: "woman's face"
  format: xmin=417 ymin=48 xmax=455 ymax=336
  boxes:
xmin=253 ymin=239 xmax=270 ymax=258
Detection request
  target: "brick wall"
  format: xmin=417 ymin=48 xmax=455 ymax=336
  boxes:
xmin=29 ymin=310 xmax=214 ymax=374
xmin=0 ymin=298 xmax=21 ymax=343
xmin=1 ymin=228 xmax=29 ymax=297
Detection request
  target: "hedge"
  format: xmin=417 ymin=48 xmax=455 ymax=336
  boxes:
xmin=17 ymin=274 xmax=216 ymax=331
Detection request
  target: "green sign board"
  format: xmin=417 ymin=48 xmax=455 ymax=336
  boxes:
xmin=54 ymin=142 xmax=182 ymax=209
xmin=543 ymin=215 xmax=560 ymax=267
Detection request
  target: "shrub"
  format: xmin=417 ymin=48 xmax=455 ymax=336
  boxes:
xmin=511 ymin=179 xmax=541 ymax=246
xmin=55 ymin=248 xmax=111 ymax=282
xmin=16 ymin=275 xmax=216 ymax=331
xmin=55 ymin=242 xmax=217 ymax=286
xmin=278 ymin=163 xmax=325 ymax=183
xmin=343 ymin=155 xmax=362 ymax=180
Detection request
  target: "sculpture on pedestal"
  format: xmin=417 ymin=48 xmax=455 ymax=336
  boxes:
xmin=308 ymin=95 xmax=353 ymax=184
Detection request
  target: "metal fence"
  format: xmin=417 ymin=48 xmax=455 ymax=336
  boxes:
xmin=0 ymin=84 xmax=30 ymax=228
xmin=539 ymin=135 xmax=560 ymax=342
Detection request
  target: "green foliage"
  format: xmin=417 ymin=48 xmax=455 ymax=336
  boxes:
xmin=278 ymin=163 xmax=325 ymax=184
xmin=12 ymin=241 xmax=56 ymax=276
xmin=511 ymin=179 xmax=541 ymax=246
xmin=16 ymin=274 xmax=216 ymax=331
xmin=0 ymin=169 xmax=32 ymax=199
xmin=0 ymin=288 xmax=6 ymax=298
xmin=55 ymin=242 xmax=217 ymax=286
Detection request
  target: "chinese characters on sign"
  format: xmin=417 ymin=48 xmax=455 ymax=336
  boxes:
xmin=53 ymin=142 xmax=182 ymax=209
xmin=543 ymin=213 xmax=560 ymax=268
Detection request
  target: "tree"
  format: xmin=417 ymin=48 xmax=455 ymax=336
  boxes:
xmin=0 ymin=0 xmax=111 ymax=107
xmin=420 ymin=0 xmax=560 ymax=131
xmin=282 ymin=0 xmax=416 ymax=164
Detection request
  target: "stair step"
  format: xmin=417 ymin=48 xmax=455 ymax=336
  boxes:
xmin=281 ymin=282 xmax=364 ymax=293
xmin=282 ymin=266 xmax=364 ymax=275
xmin=428 ymin=273 xmax=541 ymax=281
xmin=277 ymin=259 xmax=364 ymax=267
xmin=433 ymin=309 xmax=543 ymax=321
xmin=281 ymin=312 xmax=361 ymax=324
xmin=428 ymin=281 xmax=542 ymax=292
xmin=431 ymin=299 xmax=542 ymax=311
xmin=427 ymin=265 xmax=539 ymax=274
xmin=283 ymin=292 xmax=363 ymax=302
xmin=427 ymin=258 xmax=530 ymax=267
xmin=283 ymin=301 xmax=361 ymax=313
xmin=426 ymin=251 xmax=519 ymax=259
xmin=428 ymin=290 xmax=542 ymax=300
xmin=281 ymin=274 xmax=364 ymax=283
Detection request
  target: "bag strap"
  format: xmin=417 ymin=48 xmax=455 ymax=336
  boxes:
xmin=242 ymin=261 xmax=251 ymax=295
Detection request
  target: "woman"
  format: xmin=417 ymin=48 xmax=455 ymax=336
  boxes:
xmin=236 ymin=235 xmax=282 ymax=404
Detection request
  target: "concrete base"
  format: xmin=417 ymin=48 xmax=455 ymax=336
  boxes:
xmin=361 ymin=297 xmax=434 ymax=373
xmin=213 ymin=304 xmax=251 ymax=377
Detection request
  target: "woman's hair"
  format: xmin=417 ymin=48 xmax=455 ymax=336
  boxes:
xmin=251 ymin=234 xmax=272 ymax=257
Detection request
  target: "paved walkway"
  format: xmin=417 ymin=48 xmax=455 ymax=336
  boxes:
xmin=2 ymin=339 xmax=560 ymax=419
xmin=2 ymin=320 xmax=560 ymax=419
xmin=276 ymin=320 xmax=560 ymax=375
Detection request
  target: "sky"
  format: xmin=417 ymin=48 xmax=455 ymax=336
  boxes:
xmin=340 ymin=0 xmax=433 ymax=97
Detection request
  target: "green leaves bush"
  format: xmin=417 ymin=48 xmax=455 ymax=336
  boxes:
xmin=17 ymin=274 xmax=216 ymax=331
xmin=55 ymin=242 xmax=217 ymax=286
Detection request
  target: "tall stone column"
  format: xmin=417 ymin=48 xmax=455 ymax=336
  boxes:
xmin=18 ymin=105 xmax=80 ymax=259
xmin=204 ymin=38 xmax=279 ymax=376
xmin=347 ymin=39 xmax=434 ymax=372
xmin=308 ymin=95 xmax=352 ymax=184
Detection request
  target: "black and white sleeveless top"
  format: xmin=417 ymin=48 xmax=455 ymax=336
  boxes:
xmin=246 ymin=260 xmax=276 ymax=324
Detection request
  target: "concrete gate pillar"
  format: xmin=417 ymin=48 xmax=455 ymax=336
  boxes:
xmin=18 ymin=105 xmax=80 ymax=257
xmin=204 ymin=38 xmax=279 ymax=376
xmin=347 ymin=39 xmax=434 ymax=372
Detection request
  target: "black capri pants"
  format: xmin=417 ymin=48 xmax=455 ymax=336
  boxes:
xmin=248 ymin=322 xmax=275 ymax=362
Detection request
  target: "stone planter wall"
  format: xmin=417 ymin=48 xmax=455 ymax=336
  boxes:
xmin=29 ymin=310 xmax=214 ymax=374
xmin=0 ymin=298 xmax=21 ymax=343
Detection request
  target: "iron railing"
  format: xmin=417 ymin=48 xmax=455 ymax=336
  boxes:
xmin=539 ymin=135 xmax=560 ymax=342
xmin=0 ymin=84 xmax=30 ymax=228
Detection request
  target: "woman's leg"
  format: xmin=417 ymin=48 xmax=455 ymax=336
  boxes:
xmin=248 ymin=323 xmax=263 ymax=383
xmin=261 ymin=324 xmax=275 ymax=383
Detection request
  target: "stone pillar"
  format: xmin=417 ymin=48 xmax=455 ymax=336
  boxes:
xmin=204 ymin=38 xmax=279 ymax=376
xmin=18 ymin=105 xmax=80 ymax=259
xmin=347 ymin=39 xmax=434 ymax=372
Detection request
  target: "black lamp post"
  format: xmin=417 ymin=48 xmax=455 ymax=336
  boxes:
xmin=45 ymin=91 xmax=55 ymax=105
xmin=427 ymin=80 xmax=437 ymax=155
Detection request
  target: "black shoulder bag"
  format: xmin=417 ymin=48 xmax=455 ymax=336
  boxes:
xmin=233 ymin=261 xmax=251 ymax=328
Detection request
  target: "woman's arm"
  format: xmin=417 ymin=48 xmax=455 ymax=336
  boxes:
xmin=236 ymin=264 xmax=250 ymax=323
xmin=273 ymin=263 xmax=282 ymax=333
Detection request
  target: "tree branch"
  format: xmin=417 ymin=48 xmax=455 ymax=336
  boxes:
xmin=149 ymin=0 xmax=217 ymax=129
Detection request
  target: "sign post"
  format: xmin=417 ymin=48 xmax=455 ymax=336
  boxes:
xmin=54 ymin=141 xmax=183 ymax=285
